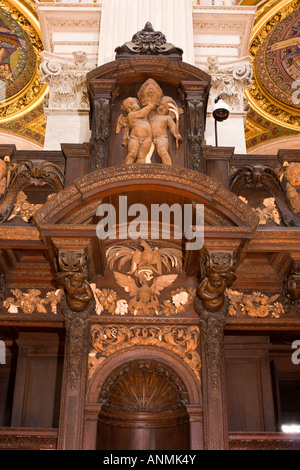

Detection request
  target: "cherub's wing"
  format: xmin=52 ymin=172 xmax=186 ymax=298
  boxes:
xmin=113 ymin=271 xmax=138 ymax=298
xmin=116 ymin=114 xmax=129 ymax=146
xmin=151 ymin=274 xmax=178 ymax=295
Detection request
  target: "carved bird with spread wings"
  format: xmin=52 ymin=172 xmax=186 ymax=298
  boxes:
xmin=113 ymin=271 xmax=178 ymax=316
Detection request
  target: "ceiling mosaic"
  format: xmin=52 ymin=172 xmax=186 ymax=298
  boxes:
xmin=245 ymin=0 xmax=300 ymax=149
xmin=0 ymin=0 xmax=47 ymax=146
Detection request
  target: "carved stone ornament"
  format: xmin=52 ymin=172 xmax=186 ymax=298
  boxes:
xmin=202 ymin=56 xmax=253 ymax=114
xmin=116 ymin=79 xmax=182 ymax=165
xmin=226 ymin=289 xmax=285 ymax=318
xmin=89 ymin=325 xmax=201 ymax=382
xmin=40 ymin=51 xmax=91 ymax=110
xmin=115 ymin=22 xmax=183 ymax=59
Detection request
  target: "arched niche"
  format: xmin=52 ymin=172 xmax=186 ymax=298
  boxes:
xmin=83 ymin=347 xmax=203 ymax=450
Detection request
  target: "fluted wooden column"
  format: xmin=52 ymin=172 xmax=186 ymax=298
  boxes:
xmin=99 ymin=0 xmax=195 ymax=65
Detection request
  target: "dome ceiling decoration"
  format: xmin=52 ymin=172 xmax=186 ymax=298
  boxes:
xmin=0 ymin=0 xmax=47 ymax=146
xmin=246 ymin=0 xmax=300 ymax=137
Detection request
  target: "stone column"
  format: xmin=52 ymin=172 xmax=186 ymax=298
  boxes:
xmin=40 ymin=52 xmax=92 ymax=151
xmin=202 ymin=57 xmax=253 ymax=154
xmin=98 ymin=0 xmax=195 ymax=65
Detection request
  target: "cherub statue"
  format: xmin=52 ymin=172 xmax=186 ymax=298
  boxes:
xmin=149 ymin=96 xmax=182 ymax=165
xmin=198 ymin=271 xmax=236 ymax=313
xmin=116 ymin=97 xmax=155 ymax=164
xmin=0 ymin=156 xmax=13 ymax=197
xmin=284 ymin=163 xmax=300 ymax=213
xmin=56 ymin=271 xmax=93 ymax=312
xmin=113 ymin=271 xmax=177 ymax=316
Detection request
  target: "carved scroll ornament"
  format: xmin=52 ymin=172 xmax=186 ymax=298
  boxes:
xmin=89 ymin=324 xmax=201 ymax=382
xmin=0 ymin=157 xmax=64 ymax=223
xmin=115 ymin=22 xmax=183 ymax=59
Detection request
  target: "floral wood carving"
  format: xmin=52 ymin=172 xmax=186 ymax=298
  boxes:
xmin=226 ymin=289 xmax=285 ymax=318
xmin=231 ymin=165 xmax=300 ymax=227
xmin=239 ymin=196 xmax=281 ymax=226
xmin=89 ymin=283 xmax=195 ymax=317
xmin=89 ymin=324 xmax=201 ymax=382
xmin=2 ymin=288 xmax=63 ymax=314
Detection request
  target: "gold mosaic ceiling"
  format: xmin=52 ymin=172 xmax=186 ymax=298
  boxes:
xmin=244 ymin=0 xmax=300 ymax=149
xmin=0 ymin=0 xmax=299 ymax=150
xmin=0 ymin=0 xmax=47 ymax=146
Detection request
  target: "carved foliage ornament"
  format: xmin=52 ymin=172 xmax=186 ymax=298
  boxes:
xmin=2 ymin=288 xmax=63 ymax=315
xmin=226 ymin=289 xmax=285 ymax=318
xmin=89 ymin=325 xmax=201 ymax=382
xmin=0 ymin=157 xmax=64 ymax=223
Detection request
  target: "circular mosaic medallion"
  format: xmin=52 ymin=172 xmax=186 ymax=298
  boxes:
xmin=256 ymin=9 xmax=300 ymax=110
xmin=0 ymin=9 xmax=36 ymax=101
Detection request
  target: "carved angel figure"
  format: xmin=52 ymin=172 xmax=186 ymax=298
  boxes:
xmin=113 ymin=271 xmax=177 ymax=316
xmin=284 ymin=163 xmax=300 ymax=214
xmin=116 ymin=97 xmax=155 ymax=164
xmin=149 ymin=95 xmax=182 ymax=165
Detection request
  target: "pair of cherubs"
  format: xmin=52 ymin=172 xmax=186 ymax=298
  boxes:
xmin=118 ymin=95 xmax=182 ymax=165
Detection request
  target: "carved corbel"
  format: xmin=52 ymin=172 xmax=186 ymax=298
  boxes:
xmin=196 ymin=249 xmax=237 ymax=315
